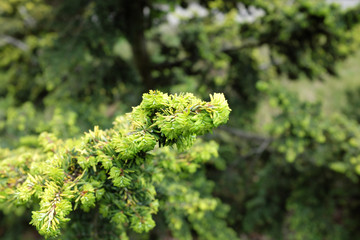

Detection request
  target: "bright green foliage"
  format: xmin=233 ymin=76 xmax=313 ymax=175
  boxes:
xmin=152 ymin=139 xmax=237 ymax=240
xmin=0 ymin=91 xmax=231 ymax=239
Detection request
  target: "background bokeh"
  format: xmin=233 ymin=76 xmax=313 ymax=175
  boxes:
xmin=1 ymin=0 xmax=360 ymax=239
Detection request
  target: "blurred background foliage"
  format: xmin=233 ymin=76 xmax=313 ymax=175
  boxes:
xmin=1 ymin=0 xmax=360 ymax=239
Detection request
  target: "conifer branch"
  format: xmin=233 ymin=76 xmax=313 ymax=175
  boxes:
xmin=0 ymin=90 xmax=231 ymax=238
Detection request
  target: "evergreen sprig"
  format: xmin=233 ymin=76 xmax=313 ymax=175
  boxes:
xmin=0 ymin=91 xmax=231 ymax=238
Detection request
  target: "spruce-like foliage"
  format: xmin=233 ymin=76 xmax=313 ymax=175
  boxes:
xmin=0 ymin=91 xmax=231 ymax=239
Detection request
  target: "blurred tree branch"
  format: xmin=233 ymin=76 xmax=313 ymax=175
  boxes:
xmin=0 ymin=35 xmax=28 ymax=51
xmin=219 ymin=126 xmax=272 ymax=142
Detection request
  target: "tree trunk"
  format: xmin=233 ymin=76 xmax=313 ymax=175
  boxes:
xmin=123 ymin=1 xmax=154 ymax=90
